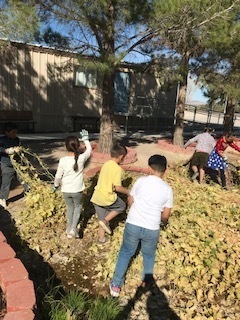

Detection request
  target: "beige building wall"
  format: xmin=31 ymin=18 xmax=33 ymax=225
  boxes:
xmin=0 ymin=42 xmax=176 ymax=132
xmin=0 ymin=42 xmax=101 ymax=132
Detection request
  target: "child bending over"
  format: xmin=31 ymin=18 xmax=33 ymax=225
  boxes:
xmin=91 ymin=144 xmax=129 ymax=243
xmin=207 ymin=133 xmax=240 ymax=188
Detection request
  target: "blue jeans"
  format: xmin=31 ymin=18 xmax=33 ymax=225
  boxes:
xmin=111 ymin=223 xmax=160 ymax=287
xmin=63 ymin=192 xmax=83 ymax=232
xmin=0 ymin=164 xmax=16 ymax=200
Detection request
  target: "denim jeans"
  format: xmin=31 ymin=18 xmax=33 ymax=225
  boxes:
xmin=0 ymin=163 xmax=16 ymax=200
xmin=111 ymin=223 xmax=160 ymax=287
xmin=63 ymin=192 xmax=83 ymax=232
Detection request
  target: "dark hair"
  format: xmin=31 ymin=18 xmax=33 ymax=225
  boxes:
xmin=148 ymin=155 xmax=167 ymax=173
xmin=65 ymin=135 xmax=80 ymax=171
xmin=110 ymin=143 xmax=127 ymax=158
xmin=224 ymin=132 xmax=235 ymax=143
xmin=204 ymin=127 xmax=214 ymax=133
xmin=4 ymin=122 xmax=18 ymax=133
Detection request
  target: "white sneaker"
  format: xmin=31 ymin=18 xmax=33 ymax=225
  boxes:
xmin=67 ymin=233 xmax=74 ymax=239
xmin=0 ymin=199 xmax=7 ymax=209
xmin=67 ymin=230 xmax=75 ymax=239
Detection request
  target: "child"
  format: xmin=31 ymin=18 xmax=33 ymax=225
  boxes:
xmin=207 ymin=133 xmax=240 ymax=188
xmin=54 ymin=130 xmax=92 ymax=239
xmin=184 ymin=127 xmax=216 ymax=183
xmin=90 ymin=143 xmax=129 ymax=243
xmin=110 ymin=155 xmax=173 ymax=297
xmin=0 ymin=122 xmax=20 ymax=209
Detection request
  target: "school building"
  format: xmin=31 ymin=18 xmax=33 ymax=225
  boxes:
xmin=0 ymin=40 xmax=177 ymax=133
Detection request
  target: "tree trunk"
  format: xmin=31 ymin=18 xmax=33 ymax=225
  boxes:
xmin=173 ymin=54 xmax=189 ymax=146
xmin=223 ymin=98 xmax=235 ymax=134
xmin=173 ymin=81 xmax=187 ymax=146
xmin=98 ymin=72 xmax=114 ymax=153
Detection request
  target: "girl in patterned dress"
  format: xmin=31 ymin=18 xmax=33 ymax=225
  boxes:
xmin=207 ymin=134 xmax=240 ymax=187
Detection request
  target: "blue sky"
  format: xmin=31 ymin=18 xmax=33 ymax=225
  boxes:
xmin=194 ymin=89 xmax=208 ymax=103
xmin=186 ymin=77 xmax=208 ymax=104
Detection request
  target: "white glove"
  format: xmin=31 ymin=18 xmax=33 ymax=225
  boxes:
xmin=5 ymin=147 xmax=15 ymax=155
xmin=53 ymin=186 xmax=59 ymax=192
xmin=80 ymin=129 xmax=89 ymax=141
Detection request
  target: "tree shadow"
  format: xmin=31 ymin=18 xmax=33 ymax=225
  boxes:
xmin=22 ymin=139 xmax=65 ymax=170
xmin=0 ymin=207 xmax=62 ymax=319
xmin=117 ymin=134 xmax=161 ymax=148
xmin=116 ymin=277 xmax=181 ymax=320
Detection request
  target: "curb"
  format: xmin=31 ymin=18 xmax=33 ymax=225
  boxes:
xmin=90 ymin=144 xmax=138 ymax=164
xmin=0 ymin=231 xmax=36 ymax=320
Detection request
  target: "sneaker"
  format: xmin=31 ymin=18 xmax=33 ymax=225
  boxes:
xmin=0 ymin=199 xmax=7 ymax=209
xmin=67 ymin=229 xmax=76 ymax=239
xmin=98 ymin=237 xmax=109 ymax=244
xmin=109 ymin=283 xmax=121 ymax=297
xmin=191 ymin=172 xmax=199 ymax=181
xmin=99 ymin=220 xmax=111 ymax=234
xmin=67 ymin=229 xmax=80 ymax=239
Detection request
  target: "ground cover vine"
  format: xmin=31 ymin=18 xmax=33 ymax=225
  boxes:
xmin=9 ymin=148 xmax=240 ymax=319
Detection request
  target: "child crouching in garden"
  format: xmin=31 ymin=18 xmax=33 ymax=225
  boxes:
xmin=207 ymin=133 xmax=240 ymax=188
xmin=54 ymin=130 xmax=92 ymax=239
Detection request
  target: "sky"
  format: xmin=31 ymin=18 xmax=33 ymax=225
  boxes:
xmin=186 ymin=77 xmax=208 ymax=105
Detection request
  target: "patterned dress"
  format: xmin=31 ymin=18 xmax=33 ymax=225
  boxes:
xmin=207 ymin=149 xmax=227 ymax=170
xmin=207 ymin=137 xmax=240 ymax=170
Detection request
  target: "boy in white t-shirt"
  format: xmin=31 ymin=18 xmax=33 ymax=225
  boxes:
xmin=110 ymin=155 xmax=173 ymax=297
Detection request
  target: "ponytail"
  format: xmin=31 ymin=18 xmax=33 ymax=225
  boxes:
xmin=65 ymin=135 xmax=81 ymax=171
xmin=73 ymin=150 xmax=80 ymax=172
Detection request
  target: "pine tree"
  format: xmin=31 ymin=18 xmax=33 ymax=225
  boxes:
xmin=149 ymin=0 xmax=240 ymax=145
xmin=38 ymin=0 xmax=152 ymax=153
xmin=198 ymin=10 xmax=240 ymax=133
xmin=0 ymin=0 xmax=39 ymax=42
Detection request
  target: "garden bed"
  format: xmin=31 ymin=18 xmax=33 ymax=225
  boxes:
xmin=2 ymin=138 xmax=240 ymax=319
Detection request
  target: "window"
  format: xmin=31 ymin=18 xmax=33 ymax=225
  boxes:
xmin=74 ymin=68 xmax=97 ymax=88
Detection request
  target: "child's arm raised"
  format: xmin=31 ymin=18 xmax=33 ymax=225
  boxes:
xmin=80 ymin=130 xmax=92 ymax=159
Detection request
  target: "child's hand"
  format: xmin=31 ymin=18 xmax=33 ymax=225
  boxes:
xmin=80 ymin=129 xmax=89 ymax=141
xmin=5 ymin=147 xmax=15 ymax=155
xmin=52 ymin=186 xmax=58 ymax=192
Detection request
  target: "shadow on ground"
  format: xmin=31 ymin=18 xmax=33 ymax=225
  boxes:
xmin=116 ymin=279 xmax=180 ymax=320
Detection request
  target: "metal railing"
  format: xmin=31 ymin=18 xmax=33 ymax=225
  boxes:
xmin=185 ymin=105 xmax=240 ymax=127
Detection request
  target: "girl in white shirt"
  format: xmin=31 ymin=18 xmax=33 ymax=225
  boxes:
xmin=54 ymin=130 xmax=92 ymax=238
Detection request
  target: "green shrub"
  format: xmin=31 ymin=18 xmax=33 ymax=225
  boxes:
xmin=88 ymin=296 xmax=122 ymax=320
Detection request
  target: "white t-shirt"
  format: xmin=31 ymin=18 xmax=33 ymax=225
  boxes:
xmin=54 ymin=140 xmax=91 ymax=193
xmin=126 ymin=175 xmax=173 ymax=230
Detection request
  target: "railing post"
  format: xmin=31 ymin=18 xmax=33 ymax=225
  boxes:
xmin=193 ymin=106 xmax=196 ymax=122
